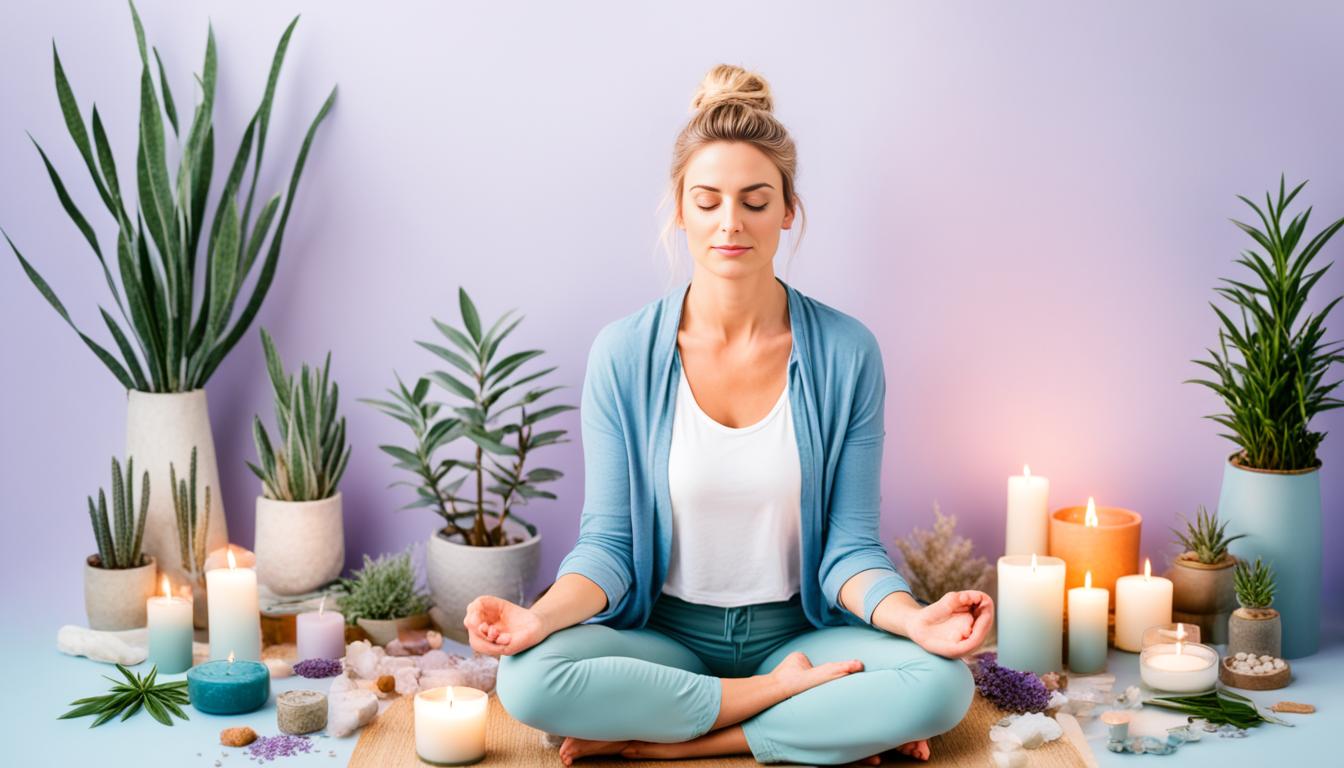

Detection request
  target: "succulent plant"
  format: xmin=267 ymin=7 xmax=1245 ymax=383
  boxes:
xmin=1234 ymin=557 xmax=1277 ymax=609
xmin=171 ymin=446 xmax=210 ymax=584
xmin=87 ymin=456 xmax=150 ymax=569
xmin=336 ymin=548 xmax=431 ymax=624
xmin=1172 ymin=505 xmax=1245 ymax=565
xmin=247 ymin=328 xmax=350 ymax=501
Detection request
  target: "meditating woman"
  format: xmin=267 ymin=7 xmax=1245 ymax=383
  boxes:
xmin=465 ymin=64 xmax=992 ymax=766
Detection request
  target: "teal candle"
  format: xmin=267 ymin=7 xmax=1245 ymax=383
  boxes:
xmin=186 ymin=657 xmax=270 ymax=715
xmin=146 ymin=587 xmax=194 ymax=674
xmin=996 ymin=554 xmax=1066 ymax=674
xmin=1067 ymin=572 xmax=1109 ymax=674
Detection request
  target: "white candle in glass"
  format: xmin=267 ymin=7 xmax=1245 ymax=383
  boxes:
xmin=415 ymin=686 xmax=488 ymax=764
xmin=996 ymin=553 xmax=1065 ymax=674
xmin=1140 ymin=625 xmax=1218 ymax=692
xmin=205 ymin=547 xmax=261 ymax=661
xmin=1114 ymin=558 xmax=1172 ymax=652
xmin=1005 ymin=465 xmax=1050 ymax=557
xmin=147 ymin=575 xmax=194 ymax=673
xmin=297 ymin=596 xmax=346 ymax=661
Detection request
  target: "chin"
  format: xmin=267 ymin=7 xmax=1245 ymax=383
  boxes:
xmin=697 ymin=255 xmax=774 ymax=281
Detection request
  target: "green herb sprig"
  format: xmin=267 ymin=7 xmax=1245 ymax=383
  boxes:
xmin=1147 ymin=688 xmax=1290 ymax=729
xmin=60 ymin=664 xmax=189 ymax=727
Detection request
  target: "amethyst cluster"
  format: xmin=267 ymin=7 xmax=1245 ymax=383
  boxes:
xmin=972 ymin=652 xmax=1050 ymax=713
xmin=292 ymin=657 xmax=343 ymax=679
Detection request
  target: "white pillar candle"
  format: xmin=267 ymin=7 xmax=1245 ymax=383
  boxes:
xmin=415 ymin=686 xmax=488 ymax=765
xmin=996 ymin=554 xmax=1065 ymax=674
xmin=147 ymin=575 xmax=194 ymax=674
xmin=1114 ymin=558 xmax=1172 ymax=652
xmin=205 ymin=547 xmax=261 ymax=661
xmin=296 ymin=596 xmax=346 ymax=661
xmin=1067 ymin=571 xmax=1109 ymax=674
xmin=1005 ymin=466 xmax=1050 ymax=557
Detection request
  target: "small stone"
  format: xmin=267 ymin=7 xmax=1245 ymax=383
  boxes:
xmin=1259 ymin=654 xmax=1273 ymax=663
xmin=327 ymin=689 xmax=378 ymax=737
xmin=1273 ymin=659 xmax=1287 ymax=670
xmin=1235 ymin=652 xmax=1248 ymax=660
xmin=426 ymin=630 xmax=443 ymax=650
xmin=264 ymin=658 xmax=293 ymax=679
xmin=277 ymin=690 xmax=328 ymax=735
xmin=1271 ymin=701 xmax=1314 ymax=714
xmin=376 ymin=674 xmax=396 ymax=693
xmin=221 ymin=726 xmax=258 ymax=747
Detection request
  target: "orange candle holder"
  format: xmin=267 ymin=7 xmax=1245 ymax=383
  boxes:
xmin=1048 ymin=500 xmax=1141 ymax=609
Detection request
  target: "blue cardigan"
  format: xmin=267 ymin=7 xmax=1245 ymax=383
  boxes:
xmin=556 ymin=279 xmax=911 ymax=630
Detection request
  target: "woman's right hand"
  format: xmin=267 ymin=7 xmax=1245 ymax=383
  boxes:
xmin=463 ymin=595 xmax=548 ymax=656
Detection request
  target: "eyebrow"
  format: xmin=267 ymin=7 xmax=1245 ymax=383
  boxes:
xmin=689 ymin=183 xmax=775 ymax=193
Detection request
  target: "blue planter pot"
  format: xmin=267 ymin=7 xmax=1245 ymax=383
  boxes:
xmin=1216 ymin=453 xmax=1322 ymax=659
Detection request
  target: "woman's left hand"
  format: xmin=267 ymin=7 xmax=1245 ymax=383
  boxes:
xmin=905 ymin=590 xmax=994 ymax=658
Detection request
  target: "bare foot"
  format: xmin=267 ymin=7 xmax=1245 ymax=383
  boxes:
xmin=558 ymin=736 xmax=632 ymax=765
xmin=769 ymin=651 xmax=864 ymax=698
xmin=895 ymin=739 xmax=931 ymax=761
xmin=853 ymin=755 xmax=882 ymax=765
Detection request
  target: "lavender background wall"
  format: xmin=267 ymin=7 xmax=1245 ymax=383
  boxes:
xmin=3 ymin=1 xmax=1343 ymax=625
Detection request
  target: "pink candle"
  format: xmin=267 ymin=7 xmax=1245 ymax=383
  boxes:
xmin=296 ymin=597 xmax=346 ymax=661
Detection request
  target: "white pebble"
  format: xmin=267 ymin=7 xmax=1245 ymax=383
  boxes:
xmin=1260 ymin=655 xmax=1273 ymax=663
xmin=1235 ymin=652 xmax=1248 ymax=661
xmin=1273 ymin=659 xmax=1286 ymax=670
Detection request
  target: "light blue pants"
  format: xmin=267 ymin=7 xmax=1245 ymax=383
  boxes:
xmin=496 ymin=593 xmax=974 ymax=765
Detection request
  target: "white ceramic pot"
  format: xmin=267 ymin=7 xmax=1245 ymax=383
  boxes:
xmin=254 ymin=492 xmax=345 ymax=595
xmin=84 ymin=555 xmax=158 ymax=630
xmin=126 ymin=390 xmax=229 ymax=581
xmin=357 ymin=613 xmax=431 ymax=646
xmin=426 ymin=521 xmax=542 ymax=645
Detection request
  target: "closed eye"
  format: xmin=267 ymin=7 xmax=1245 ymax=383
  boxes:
xmin=697 ymin=203 xmax=767 ymax=212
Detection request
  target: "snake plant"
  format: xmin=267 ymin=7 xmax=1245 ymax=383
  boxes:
xmin=171 ymin=446 xmax=209 ymax=585
xmin=5 ymin=0 xmax=336 ymax=392
xmin=87 ymin=456 xmax=150 ymax=569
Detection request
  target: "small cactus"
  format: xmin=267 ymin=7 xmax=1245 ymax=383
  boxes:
xmin=171 ymin=447 xmax=210 ymax=584
xmin=1172 ymin=505 xmax=1245 ymax=565
xmin=86 ymin=456 xmax=150 ymax=569
xmin=1234 ymin=557 xmax=1276 ymax=609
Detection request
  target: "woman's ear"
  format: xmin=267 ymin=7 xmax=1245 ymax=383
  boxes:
xmin=781 ymin=202 xmax=796 ymax=230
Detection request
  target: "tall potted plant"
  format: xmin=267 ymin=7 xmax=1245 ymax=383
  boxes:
xmin=1165 ymin=505 xmax=1243 ymax=644
xmin=249 ymin=328 xmax=351 ymax=595
xmin=84 ymin=456 xmax=157 ymax=630
xmin=363 ymin=288 xmax=573 ymax=642
xmin=1187 ymin=176 xmax=1344 ymax=658
xmin=4 ymin=1 xmax=335 ymax=581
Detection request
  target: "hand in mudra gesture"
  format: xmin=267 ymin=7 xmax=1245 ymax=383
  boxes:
xmin=905 ymin=590 xmax=994 ymax=658
xmin=463 ymin=595 xmax=547 ymax=656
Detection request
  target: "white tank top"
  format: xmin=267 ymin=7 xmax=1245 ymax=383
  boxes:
xmin=662 ymin=363 xmax=802 ymax=607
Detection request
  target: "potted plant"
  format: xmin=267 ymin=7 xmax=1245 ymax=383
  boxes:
xmin=337 ymin=549 xmax=432 ymax=646
xmin=363 ymin=288 xmax=573 ymax=642
xmin=84 ymin=457 xmax=157 ymax=630
xmin=248 ymin=329 xmax=352 ymax=595
xmin=1187 ymin=176 xmax=1344 ymax=658
xmin=1228 ymin=557 xmax=1281 ymax=659
xmin=172 ymin=447 xmax=212 ymax=629
xmin=1165 ymin=505 xmax=1244 ymax=644
xmin=5 ymin=1 xmax=335 ymax=582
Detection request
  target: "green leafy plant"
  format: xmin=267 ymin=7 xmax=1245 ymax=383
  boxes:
xmin=172 ymin=446 xmax=210 ymax=585
xmin=5 ymin=1 xmax=336 ymax=392
xmin=1187 ymin=176 xmax=1344 ymax=471
xmin=1147 ymin=688 xmax=1288 ymax=728
xmin=1172 ymin=505 xmax=1245 ymax=565
xmin=336 ymin=549 xmax=432 ymax=624
xmin=1233 ymin=557 xmax=1277 ymax=609
xmin=247 ymin=328 xmax=350 ymax=501
xmin=60 ymin=664 xmax=189 ymax=727
xmin=87 ymin=456 xmax=150 ymax=569
xmin=362 ymin=288 xmax=573 ymax=547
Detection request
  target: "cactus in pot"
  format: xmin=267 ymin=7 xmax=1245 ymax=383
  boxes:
xmin=1165 ymin=505 xmax=1244 ymax=643
xmin=1228 ymin=557 xmax=1281 ymax=658
xmin=83 ymin=457 xmax=158 ymax=630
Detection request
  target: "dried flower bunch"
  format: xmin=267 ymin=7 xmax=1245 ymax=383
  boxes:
xmin=1172 ymin=505 xmax=1244 ymax=565
xmin=972 ymin=652 xmax=1050 ymax=713
xmin=894 ymin=502 xmax=992 ymax=604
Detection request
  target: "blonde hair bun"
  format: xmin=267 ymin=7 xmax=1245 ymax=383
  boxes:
xmin=689 ymin=64 xmax=773 ymax=115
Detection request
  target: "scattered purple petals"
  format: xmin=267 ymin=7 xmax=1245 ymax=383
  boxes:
xmin=247 ymin=734 xmax=314 ymax=761
xmin=292 ymin=658 xmax=343 ymax=679
xmin=972 ymin=652 xmax=1051 ymax=713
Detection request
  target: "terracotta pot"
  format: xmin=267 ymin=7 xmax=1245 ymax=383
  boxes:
xmin=1166 ymin=554 xmax=1237 ymax=644
xmin=356 ymin=613 xmax=430 ymax=646
xmin=254 ymin=493 xmax=345 ymax=595
xmin=84 ymin=555 xmax=158 ymax=630
xmin=426 ymin=520 xmax=541 ymax=645
xmin=1228 ymin=606 xmax=1282 ymax=659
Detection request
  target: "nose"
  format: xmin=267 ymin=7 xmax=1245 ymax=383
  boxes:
xmin=719 ymin=203 xmax=744 ymax=233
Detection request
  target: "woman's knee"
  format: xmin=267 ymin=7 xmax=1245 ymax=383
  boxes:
xmin=495 ymin=639 xmax=574 ymax=730
xmin=910 ymin=655 xmax=975 ymax=736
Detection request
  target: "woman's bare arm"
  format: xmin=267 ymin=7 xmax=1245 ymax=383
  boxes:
xmin=530 ymin=573 xmax=611 ymax=636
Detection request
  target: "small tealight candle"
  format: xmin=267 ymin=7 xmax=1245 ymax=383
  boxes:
xmin=1101 ymin=710 xmax=1131 ymax=742
xmin=147 ymin=575 xmax=194 ymax=674
xmin=1005 ymin=465 xmax=1050 ymax=557
xmin=415 ymin=686 xmax=488 ymax=765
xmin=1114 ymin=558 xmax=1173 ymax=652
xmin=186 ymin=651 xmax=270 ymax=715
xmin=205 ymin=547 xmax=261 ymax=661
xmin=297 ymin=596 xmax=346 ymax=662
xmin=1139 ymin=624 xmax=1218 ymax=692
xmin=1067 ymin=570 xmax=1109 ymax=674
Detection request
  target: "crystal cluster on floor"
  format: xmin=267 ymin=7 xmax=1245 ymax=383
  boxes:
xmin=989 ymin=712 xmax=1063 ymax=768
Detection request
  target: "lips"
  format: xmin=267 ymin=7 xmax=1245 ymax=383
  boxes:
xmin=712 ymin=245 xmax=751 ymax=255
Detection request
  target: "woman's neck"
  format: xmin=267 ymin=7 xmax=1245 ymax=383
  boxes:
xmin=682 ymin=268 xmax=789 ymax=344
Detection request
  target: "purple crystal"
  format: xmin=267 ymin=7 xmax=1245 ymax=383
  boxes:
xmin=247 ymin=734 xmax=314 ymax=761
xmin=971 ymin=652 xmax=1051 ymax=713
xmin=292 ymin=658 xmax=343 ymax=679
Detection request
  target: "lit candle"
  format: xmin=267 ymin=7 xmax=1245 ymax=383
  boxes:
xmin=1139 ymin=624 xmax=1218 ymax=692
xmin=415 ymin=686 xmax=488 ymax=764
xmin=186 ymin=651 xmax=271 ymax=715
xmin=1114 ymin=558 xmax=1173 ymax=652
xmin=995 ymin=554 xmax=1065 ymax=674
xmin=1005 ymin=465 xmax=1050 ymax=557
xmin=1067 ymin=570 xmax=1109 ymax=674
xmin=147 ymin=575 xmax=194 ymax=674
xmin=1048 ymin=496 xmax=1141 ymax=606
xmin=205 ymin=547 xmax=261 ymax=661
xmin=297 ymin=596 xmax=346 ymax=662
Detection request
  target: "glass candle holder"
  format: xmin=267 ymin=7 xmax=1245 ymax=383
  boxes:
xmin=1142 ymin=623 xmax=1201 ymax=649
xmin=1139 ymin=641 xmax=1218 ymax=693
xmin=414 ymin=686 xmax=488 ymax=765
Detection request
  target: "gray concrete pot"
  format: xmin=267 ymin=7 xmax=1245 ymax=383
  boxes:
xmin=356 ymin=612 xmax=430 ymax=646
xmin=254 ymin=493 xmax=345 ymax=595
xmin=84 ymin=555 xmax=158 ymax=630
xmin=1166 ymin=554 xmax=1237 ymax=644
xmin=426 ymin=521 xmax=541 ymax=644
xmin=1228 ymin=607 xmax=1282 ymax=659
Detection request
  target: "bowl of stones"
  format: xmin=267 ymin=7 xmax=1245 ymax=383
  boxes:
xmin=1220 ymin=652 xmax=1290 ymax=690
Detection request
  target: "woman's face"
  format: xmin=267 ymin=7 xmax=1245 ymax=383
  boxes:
xmin=678 ymin=141 xmax=794 ymax=281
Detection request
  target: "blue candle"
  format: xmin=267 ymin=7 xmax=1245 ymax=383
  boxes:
xmin=187 ymin=655 xmax=270 ymax=715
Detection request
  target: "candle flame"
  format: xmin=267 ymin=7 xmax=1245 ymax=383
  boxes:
xmin=161 ymin=575 xmax=172 ymax=599
xmin=1030 ymin=553 xmax=1038 ymax=573
xmin=227 ymin=547 xmax=237 ymax=570
xmin=1144 ymin=558 xmax=1152 ymax=580
xmin=1085 ymin=570 xmax=1092 ymax=589
xmin=1175 ymin=623 xmax=1186 ymax=655
xmin=1023 ymin=465 xmax=1031 ymax=478
xmin=227 ymin=651 xmax=235 ymax=664
xmin=319 ymin=595 xmax=327 ymax=615
xmin=1084 ymin=497 xmax=1099 ymax=528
